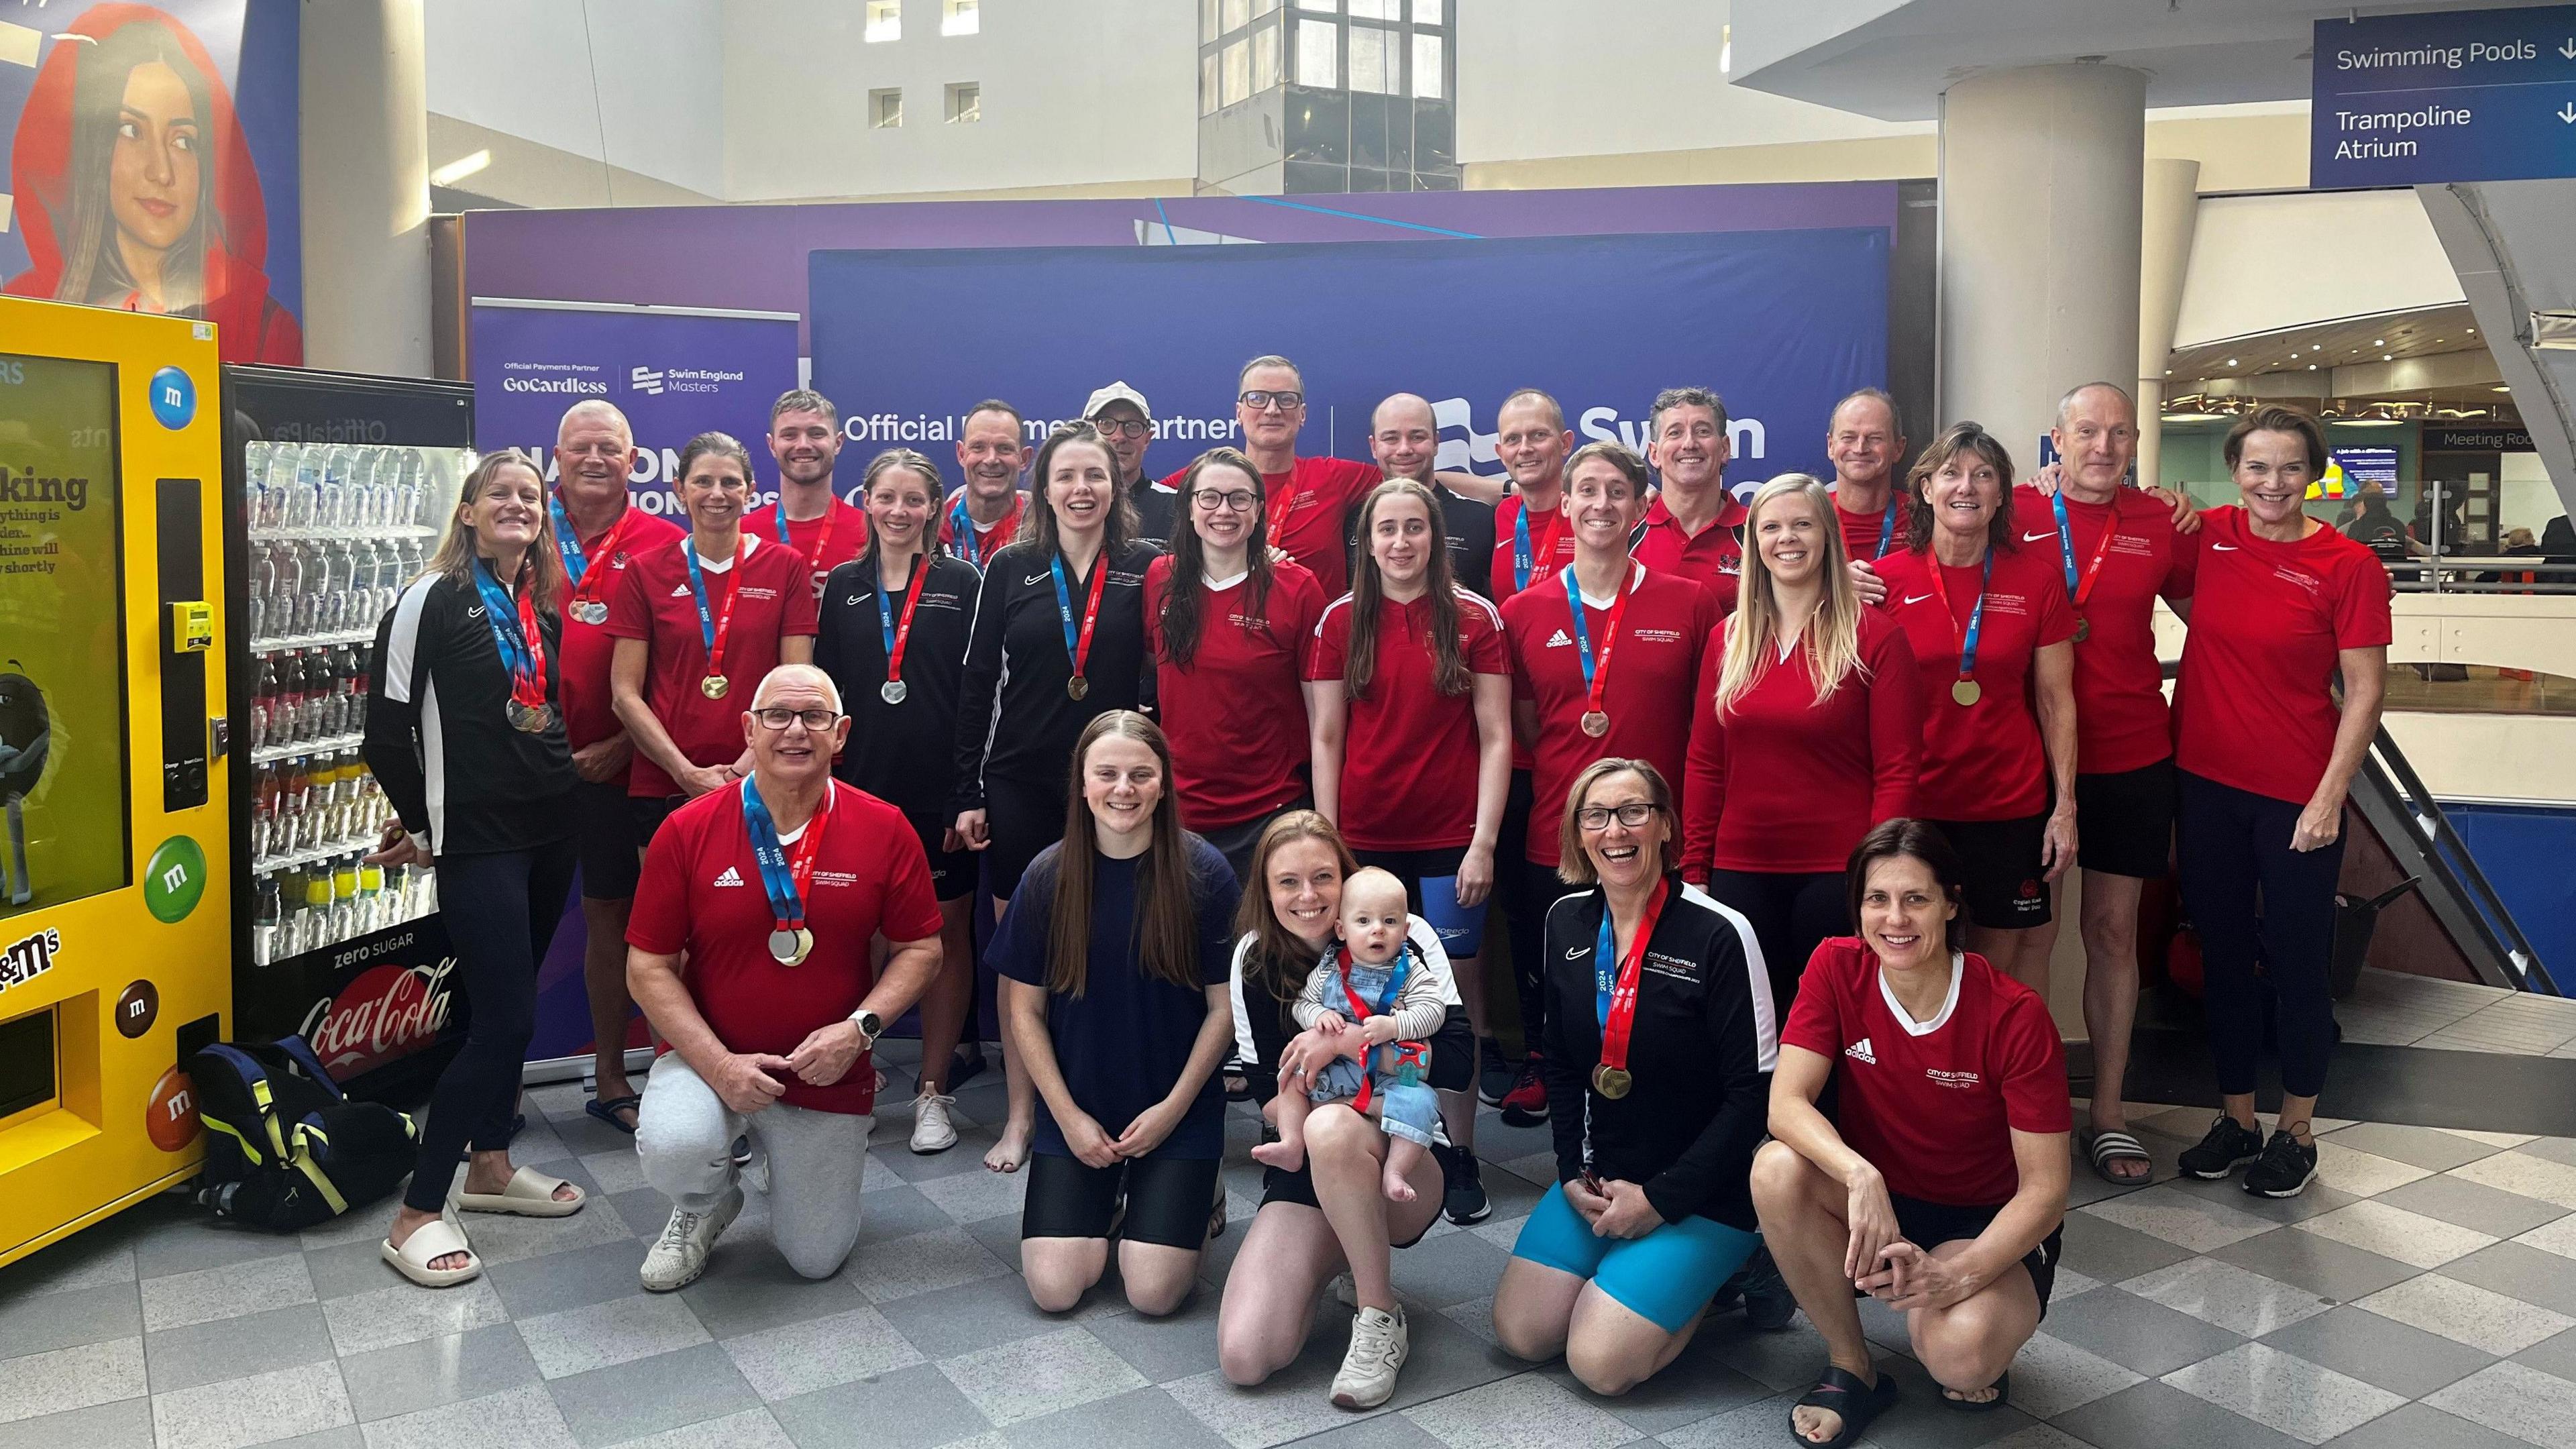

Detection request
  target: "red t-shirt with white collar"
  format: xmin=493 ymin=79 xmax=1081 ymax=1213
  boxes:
xmin=1304 ymin=585 xmax=1509 ymax=853
xmin=605 ymin=533 xmax=822 ymax=798
xmin=745 ymin=495 xmax=871 ymax=605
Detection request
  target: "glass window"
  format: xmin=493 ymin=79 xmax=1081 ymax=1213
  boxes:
xmin=1254 ymin=0 xmax=1280 ymax=15
xmin=942 ymin=0 xmax=978 ymax=36
xmin=1284 ymin=159 xmax=1346 ymax=194
xmin=1414 ymin=99 xmax=1454 ymax=168
xmin=1287 ymin=86 xmax=1349 ymax=160
xmin=1411 ymin=32 xmax=1443 ymax=99
xmin=872 ymin=88 xmax=902 ymax=127
xmin=1223 ymin=38 xmax=1252 ymax=107
xmin=1414 ymin=0 xmax=1444 ymax=21
xmin=1298 ymin=0 xmax=1338 ymax=12
xmin=947 ymin=83 xmax=979 ymax=123
xmin=1201 ymin=52 xmax=1221 ymax=115
xmin=1352 ymin=92 xmax=1389 ymax=167
xmin=1295 ymin=17 xmax=1338 ymax=85
xmin=1202 ymin=0 xmax=1220 ymax=39
xmin=1349 ymin=0 xmax=1395 ymax=18
xmin=1350 ymin=25 xmax=1398 ymax=93
xmin=864 ymin=1 xmax=900 ymax=43
xmin=1348 ymin=165 xmax=1392 ymax=193
xmin=1253 ymin=22 xmax=1281 ymax=91
xmin=1224 ymin=0 xmax=1251 ymax=33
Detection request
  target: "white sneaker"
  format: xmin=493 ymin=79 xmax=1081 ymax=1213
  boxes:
xmin=639 ymin=1187 xmax=741 ymax=1292
xmin=1330 ymin=1305 xmax=1409 ymax=1409
xmin=910 ymin=1090 xmax=959 ymax=1154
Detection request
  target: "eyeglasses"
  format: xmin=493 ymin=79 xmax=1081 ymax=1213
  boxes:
xmin=1575 ymin=802 xmax=1659 ymax=831
xmin=751 ymin=707 xmax=841 ymax=731
xmin=1090 ymin=417 xmax=1150 ymax=439
xmin=1239 ymin=390 xmax=1305 ymax=412
xmin=1192 ymin=488 xmax=1259 ymax=513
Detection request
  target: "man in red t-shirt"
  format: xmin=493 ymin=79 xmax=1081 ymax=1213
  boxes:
xmin=552 ymin=399 xmax=684 ymax=1134
xmin=627 ymin=665 xmax=943 ymax=1291
xmin=1826 ymin=388 xmax=1911 ymax=566
xmin=1633 ymin=386 xmax=1750 ymax=614
xmin=938 ymin=400 xmax=1031 ymax=568
xmin=745 ymin=389 xmax=869 ymax=604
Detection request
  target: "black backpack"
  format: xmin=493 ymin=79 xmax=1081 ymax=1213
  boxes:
xmin=186 ymin=1036 xmax=419 ymax=1230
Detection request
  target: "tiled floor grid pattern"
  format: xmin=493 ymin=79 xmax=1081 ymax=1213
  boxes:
xmin=2333 ymin=969 xmax=2576 ymax=1057
xmin=11 ymin=1047 xmax=2576 ymax=1449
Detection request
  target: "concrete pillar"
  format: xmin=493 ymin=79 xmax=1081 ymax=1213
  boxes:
xmin=1937 ymin=63 xmax=2147 ymax=470
xmin=299 ymin=0 xmax=431 ymax=376
xmin=2138 ymin=158 xmax=2202 ymax=494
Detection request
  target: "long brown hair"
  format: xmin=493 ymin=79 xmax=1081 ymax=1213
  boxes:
xmin=1903 ymin=422 xmax=2017 ymax=556
xmin=1023 ymin=423 xmax=1138 ymax=557
xmin=1045 ymin=712 xmax=1203 ymax=996
xmin=1342 ymin=479 xmax=1470 ymax=700
xmin=1232 ymin=810 xmax=1360 ymax=1004
xmin=1158 ymin=447 xmax=1277 ymax=669
xmin=421 ymin=449 xmax=566 ymax=616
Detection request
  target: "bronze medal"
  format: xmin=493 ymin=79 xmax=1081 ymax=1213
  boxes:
xmin=573 ymin=600 xmax=610 ymax=626
xmin=1580 ymin=710 xmax=1611 ymax=739
xmin=701 ymin=675 xmax=730 ymax=700
xmin=505 ymin=700 xmax=554 ymax=734
xmin=1067 ymin=676 xmax=1089 ymax=701
xmin=2072 ymin=616 xmax=2090 ymax=645
xmin=1591 ymin=1064 xmax=1633 ymax=1099
xmin=1951 ymin=678 xmax=1982 ymax=707
xmin=768 ymin=927 xmax=813 ymax=966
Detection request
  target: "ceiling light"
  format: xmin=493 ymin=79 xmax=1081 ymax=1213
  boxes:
xmin=2312 ymin=344 xmax=2322 ymax=352
xmin=2310 ymin=364 xmax=2318 ymax=370
xmin=2162 ymin=412 xmax=2230 ymax=423
xmin=2373 ymin=339 xmax=2385 ymax=347
xmin=2469 ymin=327 xmax=2477 ymax=334
xmin=2341 ymin=417 xmax=2406 ymax=427
xmin=2226 ymin=358 xmax=2239 ymax=368
xmin=2383 ymin=354 xmax=2394 ymax=361
xmin=2493 ymin=385 xmax=2513 ymax=392
xmin=429 ymin=149 xmax=492 ymax=187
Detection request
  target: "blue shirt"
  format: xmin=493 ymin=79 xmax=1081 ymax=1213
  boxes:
xmin=989 ymin=835 xmax=1240 ymax=1159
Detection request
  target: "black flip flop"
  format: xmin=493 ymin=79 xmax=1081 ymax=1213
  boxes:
xmin=1790 ymin=1365 xmax=1896 ymax=1448
xmin=584 ymin=1094 xmax=641 ymax=1135
xmin=1941 ymin=1371 xmax=2008 ymax=1413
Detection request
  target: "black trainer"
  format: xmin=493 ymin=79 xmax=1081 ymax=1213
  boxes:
xmin=2244 ymin=1128 xmax=2320 ymax=1198
xmin=1477 ymin=1038 xmax=1516 ymax=1107
xmin=1737 ymin=1244 xmax=1797 ymax=1331
xmin=2177 ymin=1116 xmax=2265 ymax=1180
xmin=1436 ymin=1141 xmax=1492 ymax=1224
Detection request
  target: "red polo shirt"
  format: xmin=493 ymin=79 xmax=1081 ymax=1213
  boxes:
xmin=2007 ymin=486 xmax=2197 ymax=775
xmin=1503 ymin=563 xmax=1721 ymax=867
xmin=1144 ymin=557 xmax=1326 ymax=830
xmin=1631 ymin=491 xmax=1748 ymax=614
xmin=745 ymin=495 xmax=871 ymax=606
xmin=606 ymin=534 xmax=822 ymax=798
xmin=1833 ymin=491 xmax=1909 ymax=564
xmin=1165 ymin=454 xmax=1380 ymax=601
xmin=936 ymin=486 xmax=1028 ymax=568
xmin=1874 ymin=545 xmax=2075 ymax=822
xmin=557 ymin=504 xmax=685 ymax=760
xmin=627 ymin=779 xmax=944 ymax=1115
xmin=1489 ymin=494 xmax=1579 ymax=602
xmin=1304 ymin=586 xmax=1509 ymax=853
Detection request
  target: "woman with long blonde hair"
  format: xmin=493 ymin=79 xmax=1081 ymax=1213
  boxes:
xmin=1682 ymin=473 xmax=1922 ymax=1012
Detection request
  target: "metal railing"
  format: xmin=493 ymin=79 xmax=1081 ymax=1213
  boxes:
xmin=2351 ymin=722 xmax=2560 ymax=996
xmin=2377 ymin=554 xmax=2576 ymax=594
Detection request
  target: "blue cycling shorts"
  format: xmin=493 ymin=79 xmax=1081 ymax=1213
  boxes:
xmin=1509 ymin=1181 xmax=1760 ymax=1332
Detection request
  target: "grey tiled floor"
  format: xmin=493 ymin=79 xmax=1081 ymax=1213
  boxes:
xmin=11 ymin=1050 xmax=2576 ymax=1449
xmin=2337 ymin=968 xmax=2576 ymax=1057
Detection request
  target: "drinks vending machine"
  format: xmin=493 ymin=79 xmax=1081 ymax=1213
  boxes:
xmin=223 ymin=366 xmax=475 ymax=1100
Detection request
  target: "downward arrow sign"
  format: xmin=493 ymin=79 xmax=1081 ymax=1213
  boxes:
xmin=2561 ymin=103 xmax=2576 ymax=123
xmin=2562 ymin=38 xmax=2576 ymax=58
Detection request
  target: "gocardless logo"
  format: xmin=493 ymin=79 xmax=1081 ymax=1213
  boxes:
xmin=299 ymin=957 xmax=460 ymax=1077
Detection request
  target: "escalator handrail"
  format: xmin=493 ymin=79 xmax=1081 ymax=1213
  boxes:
xmin=2365 ymin=722 xmax=2559 ymax=996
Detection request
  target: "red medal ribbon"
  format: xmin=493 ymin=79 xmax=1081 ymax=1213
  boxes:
xmin=778 ymin=788 xmax=830 ymax=931
xmin=2068 ymin=505 xmax=2120 ymax=611
xmin=1579 ymin=569 xmax=1638 ymax=718
xmin=702 ymin=538 xmax=746 ymax=681
xmin=1070 ymin=551 xmax=1110 ymax=680
xmin=1266 ymin=476 xmax=1307 ymax=553
xmin=1596 ymin=879 xmax=1668 ymax=1079
xmin=508 ymin=565 xmax=549 ymax=710
xmin=568 ymin=502 xmax=639 ymax=608
xmin=884 ymin=561 xmax=926 ymax=687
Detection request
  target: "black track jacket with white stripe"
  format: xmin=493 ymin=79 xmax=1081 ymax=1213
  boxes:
xmin=364 ymin=572 xmax=576 ymax=857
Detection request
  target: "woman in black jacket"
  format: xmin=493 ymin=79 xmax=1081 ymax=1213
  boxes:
xmin=1490 ymin=757 xmax=1776 ymax=1396
xmin=364 ymin=449 xmax=586 ymax=1288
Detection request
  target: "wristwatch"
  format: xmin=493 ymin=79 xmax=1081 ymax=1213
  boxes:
xmin=848 ymin=1009 xmax=883 ymax=1050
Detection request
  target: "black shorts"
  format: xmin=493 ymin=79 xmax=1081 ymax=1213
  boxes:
xmin=574 ymin=777 xmax=645 ymax=900
xmin=1253 ymin=1002 xmax=1470 ymax=1230
xmin=2073 ymin=759 xmax=2178 ymax=880
xmin=629 ymin=794 xmax=685 ymax=852
xmin=1022 ymin=1150 xmax=1220 ymax=1249
xmin=907 ymin=813 xmax=975 ymax=903
xmin=983 ymin=773 xmax=1065 ymax=902
xmin=1890 ymin=1194 xmax=2061 ymax=1321
xmin=1928 ymin=814 xmax=2052 ymax=930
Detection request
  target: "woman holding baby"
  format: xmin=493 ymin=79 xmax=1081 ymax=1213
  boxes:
xmin=1490 ymin=757 xmax=1780 ymax=1397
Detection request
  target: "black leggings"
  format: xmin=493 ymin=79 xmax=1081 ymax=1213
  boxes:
xmin=1707 ymin=869 xmax=1847 ymax=1014
xmin=2176 ymin=770 xmax=2345 ymax=1099
xmin=403 ymin=844 xmax=578 ymax=1212
xmin=1496 ymin=769 xmax=1554 ymax=1049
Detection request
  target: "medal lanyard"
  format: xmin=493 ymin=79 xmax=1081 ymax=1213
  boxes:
xmin=553 ymin=495 xmax=633 ymax=600
xmin=776 ymin=494 xmax=840 ymax=561
xmin=1513 ymin=502 xmax=1568 ymax=591
xmin=471 ymin=558 xmax=549 ymax=708
xmin=1877 ymin=498 xmax=1903 ymax=559
xmin=1562 ymin=564 xmax=1635 ymax=719
xmin=741 ymin=775 xmax=830 ymax=938
xmin=876 ymin=553 xmax=926 ymax=689
xmin=2049 ymin=490 xmax=2120 ymax=611
xmin=1591 ymin=880 xmax=1666 ymax=1089
xmin=1334 ymin=942 xmax=1413 ymax=1112
xmin=1266 ymin=476 xmax=1307 ymax=553
xmin=1922 ymin=551 xmax=1992 ymax=688
xmin=953 ymin=492 xmax=1022 ymax=566
xmin=684 ymin=537 xmax=747 ymax=679
xmin=1051 ymin=552 xmax=1110 ymax=684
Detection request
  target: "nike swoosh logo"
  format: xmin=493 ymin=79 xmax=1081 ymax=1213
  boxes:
xmin=1565 ymin=946 xmax=1587 ymax=959
xmin=2022 ymin=531 xmax=2056 ymax=543
xmin=1024 ymin=574 xmax=1050 ymax=586
xmin=2212 ymin=543 xmax=2238 ymax=551
xmin=467 ymin=606 xmax=485 ymax=618
xmin=1902 ymin=593 xmax=1933 ymax=606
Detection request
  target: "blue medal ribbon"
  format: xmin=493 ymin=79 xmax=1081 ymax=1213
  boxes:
xmin=1877 ymin=498 xmax=1902 ymax=559
xmin=739 ymin=775 xmax=806 ymax=932
xmin=773 ymin=499 xmax=794 ymax=545
xmin=2050 ymin=490 xmax=2080 ymax=595
xmin=683 ymin=543 xmax=722 ymax=653
xmin=470 ymin=558 xmax=535 ymax=682
xmin=1952 ymin=553 xmax=1994 ymax=680
xmin=549 ymin=497 xmax=590 ymax=587
xmin=1513 ymin=505 xmax=1535 ymax=589
xmin=1562 ymin=564 xmax=1601 ymax=695
xmin=876 ymin=557 xmax=908 ymax=658
xmin=1050 ymin=554 xmax=1081 ymax=664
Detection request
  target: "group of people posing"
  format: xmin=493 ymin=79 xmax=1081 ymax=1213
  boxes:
xmin=358 ymin=357 xmax=2393 ymax=1447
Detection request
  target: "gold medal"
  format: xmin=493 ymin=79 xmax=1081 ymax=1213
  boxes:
xmin=1067 ymin=676 xmax=1089 ymax=701
xmin=2072 ymin=616 xmax=2090 ymax=645
xmin=701 ymin=675 xmax=729 ymax=700
xmin=1951 ymin=678 xmax=1982 ymax=707
xmin=505 ymin=700 xmax=555 ymax=734
xmin=1591 ymin=1064 xmax=1632 ymax=1099
xmin=1580 ymin=710 xmax=1610 ymax=738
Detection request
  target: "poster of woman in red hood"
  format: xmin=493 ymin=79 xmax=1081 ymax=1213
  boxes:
xmin=5 ymin=3 xmax=302 ymax=363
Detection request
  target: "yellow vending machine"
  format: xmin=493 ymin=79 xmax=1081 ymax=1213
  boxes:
xmin=1 ymin=298 xmax=232 ymax=1269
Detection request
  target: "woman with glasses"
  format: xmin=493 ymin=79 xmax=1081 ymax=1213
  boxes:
xmin=366 ymin=450 xmax=586 ymax=1287
xmin=1145 ymin=447 xmax=1327 ymax=885
xmin=608 ymin=432 xmax=820 ymax=846
xmin=1872 ymin=425 xmax=2078 ymax=1000
xmin=952 ymin=423 xmax=1163 ymax=1172
xmin=815 ymin=449 xmax=984 ymax=1155
xmin=1491 ymin=759 xmax=1774 ymax=1397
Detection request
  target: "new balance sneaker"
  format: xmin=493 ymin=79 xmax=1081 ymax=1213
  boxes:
xmin=1436 ymin=1140 xmax=1491 ymax=1224
xmin=2243 ymin=1128 xmax=2320 ymax=1198
xmin=1477 ymin=1037 xmax=1515 ymax=1107
xmin=910 ymin=1089 xmax=959 ymax=1154
xmin=639 ymin=1187 xmax=742 ymax=1292
xmin=1331 ymin=1305 xmax=1409 ymax=1409
xmin=2177 ymin=1116 xmax=2265 ymax=1180
xmin=1499 ymin=1051 xmax=1550 ymax=1127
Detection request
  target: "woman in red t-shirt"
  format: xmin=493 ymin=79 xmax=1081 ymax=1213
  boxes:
xmin=2170 ymin=406 xmax=2392 ymax=1201
xmin=1874 ymin=425 xmax=2077 ymax=1000
xmin=1146 ymin=447 xmax=1326 ymax=883
xmin=1683 ymin=473 xmax=1921 ymax=1012
xmin=1753 ymin=820 xmax=2070 ymax=1443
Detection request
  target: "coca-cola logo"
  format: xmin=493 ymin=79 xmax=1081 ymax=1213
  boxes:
xmin=300 ymin=956 xmax=458 ymax=1078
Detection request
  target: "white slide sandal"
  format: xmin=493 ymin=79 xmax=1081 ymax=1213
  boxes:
xmin=453 ymin=1165 xmax=586 ymax=1218
xmin=381 ymin=1212 xmax=482 ymax=1287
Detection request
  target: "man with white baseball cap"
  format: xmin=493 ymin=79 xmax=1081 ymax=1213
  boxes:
xmin=1086 ymin=381 xmax=1174 ymax=548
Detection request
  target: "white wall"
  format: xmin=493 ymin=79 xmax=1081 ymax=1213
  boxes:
xmin=718 ymin=0 xmax=1195 ymax=201
xmin=427 ymin=0 xmax=725 ymax=197
xmin=2502 ymin=451 xmax=2563 ymax=543
xmin=2171 ymin=190 xmax=2464 ymax=347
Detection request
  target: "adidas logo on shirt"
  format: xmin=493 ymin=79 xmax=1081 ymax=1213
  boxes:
xmin=712 ymin=866 xmax=745 ymax=888
xmin=1545 ymin=628 xmax=1573 ymax=648
xmin=1845 ymin=1036 xmax=1876 ymax=1065
xmin=672 ymin=584 xmax=693 ymax=597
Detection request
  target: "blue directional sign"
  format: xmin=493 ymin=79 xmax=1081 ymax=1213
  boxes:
xmin=2312 ymin=5 xmax=2576 ymax=187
